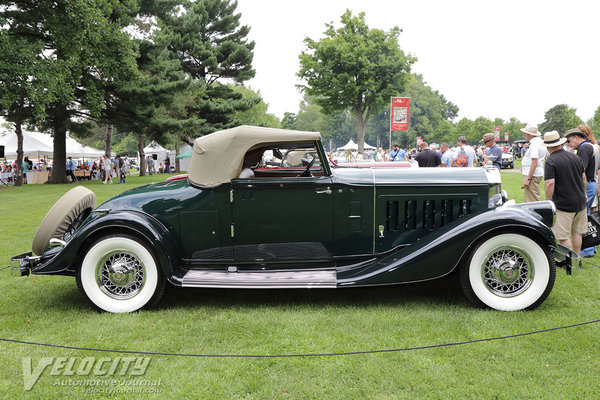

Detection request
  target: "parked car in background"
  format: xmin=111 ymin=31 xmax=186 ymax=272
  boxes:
xmin=11 ymin=126 xmax=574 ymax=313
xmin=501 ymin=152 xmax=514 ymax=168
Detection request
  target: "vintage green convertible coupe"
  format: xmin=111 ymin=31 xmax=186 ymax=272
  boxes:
xmin=11 ymin=126 xmax=574 ymax=313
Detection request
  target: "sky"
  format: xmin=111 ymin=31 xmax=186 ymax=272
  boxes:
xmin=236 ymin=0 xmax=600 ymax=126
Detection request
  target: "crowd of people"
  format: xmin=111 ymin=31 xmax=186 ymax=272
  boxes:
xmin=1 ymin=154 xmax=173 ymax=184
xmin=337 ymin=136 xmax=501 ymax=169
xmin=338 ymin=123 xmax=596 ymax=258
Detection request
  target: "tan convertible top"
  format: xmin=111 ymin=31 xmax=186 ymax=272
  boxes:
xmin=188 ymin=125 xmax=322 ymax=186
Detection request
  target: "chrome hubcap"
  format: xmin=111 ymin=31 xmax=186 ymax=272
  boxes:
xmin=96 ymin=251 xmax=145 ymax=299
xmin=481 ymin=246 xmax=533 ymax=297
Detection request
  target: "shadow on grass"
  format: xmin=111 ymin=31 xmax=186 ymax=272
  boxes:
xmin=11 ymin=273 xmax=468 ymax=313
xmin=158 ymin=275 xmax=467 ymax=311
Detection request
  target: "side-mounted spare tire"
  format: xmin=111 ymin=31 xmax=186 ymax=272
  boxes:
xmin=32 ymin=186 xmax=96 ymax=256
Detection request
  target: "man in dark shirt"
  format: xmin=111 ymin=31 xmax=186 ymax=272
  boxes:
xmin=566 ymin=128 xmax=597 ymax=256
xmin=566 ymin=128 xmax=597 ymax=210
xmin=415 ymin=142 xmax=441 ymax=168
xmin=543 ymin=131 xmax=587 ymax=255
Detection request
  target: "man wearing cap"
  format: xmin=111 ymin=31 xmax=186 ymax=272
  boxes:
xmin=566 ymin=127 xmax=597 ymax=257
xmin=520 ymin=123 xmax=547 ymax=202
xmin=566 ymin=128 xmax=597 ymax=212
xmin=481 ymin=132 xmax=502 ymax=170
xmin=543 ymin=131 xmax=587 ymax=255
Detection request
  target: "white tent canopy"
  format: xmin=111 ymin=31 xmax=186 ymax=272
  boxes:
xmin=0 ymin=129 xmax=109 ymax=159
xmin=0 ymin=130 xmax=53 ymax=158
xmin=337 ymin=139 xmax=376 ymax=151
xmin=143 ymin=141 xmax=175 ymax=163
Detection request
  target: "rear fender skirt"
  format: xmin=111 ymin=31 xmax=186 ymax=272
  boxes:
xmin=337 ymin=203 xmax=555 ymax=286
xmin=31 ymin=211 xmax=180 ymax=279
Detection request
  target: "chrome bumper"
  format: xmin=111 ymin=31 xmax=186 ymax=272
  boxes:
xmin=9 ymin=253 xmax=41 ymax=277
xmin=554 ymin=244 xmax=580 ymax=275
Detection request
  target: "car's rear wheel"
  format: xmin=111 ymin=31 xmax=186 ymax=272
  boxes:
xmin=460 ymin=233 xmax=555 ymax=311
xmin=76 ymin=235 xmax=165 ymax=313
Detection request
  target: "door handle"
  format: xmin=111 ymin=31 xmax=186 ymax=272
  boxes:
xmin=316 ymin=187 xmax=332 ymax=195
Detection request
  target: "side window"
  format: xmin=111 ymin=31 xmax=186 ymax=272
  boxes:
xmin=242 ymin=143 xmax=325 ymax=178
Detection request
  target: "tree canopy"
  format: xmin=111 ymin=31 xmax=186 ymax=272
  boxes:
xmin=298 ymin=10 xmax=415 ymax=153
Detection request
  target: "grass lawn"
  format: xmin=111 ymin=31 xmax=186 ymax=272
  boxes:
xmin=0 ymin=172 xmax=599 ymax=399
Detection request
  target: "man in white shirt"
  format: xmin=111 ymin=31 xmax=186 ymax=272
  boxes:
xmin=520 ymin=123 xmax=547 ymax=202
xmin=440 ymin=142 xmax=454 ymax=167
xmin=455 ymin=136 xmax=476 ymax=167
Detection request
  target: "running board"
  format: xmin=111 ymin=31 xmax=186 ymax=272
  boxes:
xmin=181 ymin=269 xmax=337 ymax=289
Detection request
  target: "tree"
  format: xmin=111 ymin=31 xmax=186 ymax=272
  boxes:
xmin=1 ymin=0 xmax=140 ymax=183
xmin=298 ymin=10 xmax=415 ymax=153
xmin=501 ymin=117 xmax=525 ymax=142
xmin=110 ymin=38 xmax=195 ymax=176
xmin=0 ymin=31 xmax=58 ymax=186
xmin=362 ymin=74 xmax=458 ymax=148
xmin=230 ymin=85 xmax=280 ymax=128
xmin=403 ymin=74 xmax=458 ymax=145
xmin=539 ymin=104 xmax=583 ymax=134
xmin=456 ymin=118 xmax=475 ymax=143
xmin=468 ymin=117 xmax=493 ymax=143
xmin=281 ymin=112 xmax=298 ymax=130
xmin=159 ymin=0 xmax=256 ymax=135
xmin=587 ymin=105 xmax=600 ymax=134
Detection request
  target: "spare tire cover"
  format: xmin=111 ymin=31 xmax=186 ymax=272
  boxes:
xmin=32 ymin=186 xmax=97 ymax=256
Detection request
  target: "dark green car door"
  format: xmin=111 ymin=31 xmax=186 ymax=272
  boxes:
xmin=231 ymin=176 xmax=334 ymax=265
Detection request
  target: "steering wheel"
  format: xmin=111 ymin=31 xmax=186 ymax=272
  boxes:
xmin=300 ymin=157 xmax=316 ymax=177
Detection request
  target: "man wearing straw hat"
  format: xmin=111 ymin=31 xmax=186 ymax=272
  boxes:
xmin=520 ymin=123 xmax=547 ymax=202
xmin=543 ymin=131 xmax=587 ymax=255
xmin=565 ymin=127 xmax=598 ymax=257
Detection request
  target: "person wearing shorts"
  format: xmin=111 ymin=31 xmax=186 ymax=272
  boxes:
xmin=543 ymin=131 xmax=587 ymax=255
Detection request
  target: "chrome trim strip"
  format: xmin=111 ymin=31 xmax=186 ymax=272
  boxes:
xmin=372 ymin=168 xmax=377 ymax=254
xmin=49 ymin=238 xmax=66 ymax=247
xmin=181 ymin=269 xmax=337 ymax=289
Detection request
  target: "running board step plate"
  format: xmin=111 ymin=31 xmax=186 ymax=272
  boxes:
xmin=181 ymin=269 xmax=337 ymax=289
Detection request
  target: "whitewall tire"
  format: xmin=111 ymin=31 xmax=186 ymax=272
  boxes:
xmin=76 ymin=236 xmax=165 ymax=313
xmin=460 ymin=233 xmax=555 ymax=311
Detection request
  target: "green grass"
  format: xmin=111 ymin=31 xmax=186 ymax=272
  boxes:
xmin=0 ymin=173 xmax=599 ymax=399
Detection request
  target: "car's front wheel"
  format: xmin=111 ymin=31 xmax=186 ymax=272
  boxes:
xmin=76 ymin=235 xmax=165 ymax=313
xmin=460 ymin=233 xmax=555 ymax=311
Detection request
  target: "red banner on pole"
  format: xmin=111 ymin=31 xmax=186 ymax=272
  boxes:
xmin=494 ymin=126 xmax=501 ymax=140
xmin=391 ymin=97 xmax=410 ymax=131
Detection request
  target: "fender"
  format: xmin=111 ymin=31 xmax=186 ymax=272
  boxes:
xmin=31 ymin=210 xmax=182 ymax=278
xmin=338 ymin=201 xmax=556 ymax=286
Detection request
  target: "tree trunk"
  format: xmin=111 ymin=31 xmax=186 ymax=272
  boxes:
xmin=105 ymin=124 xmax=113 ymax=157
xmin=13 ymin=92 xmax=25 ymax=186
xmin=174 ymin=137 xmax=180 ymax=173
xmin=354 ymin=107 xmax=370 ymax=154
xmin=137 ymin=134 xmax=146 ymax=177
xmin=48 ymin=104 xmax=69 ymax=184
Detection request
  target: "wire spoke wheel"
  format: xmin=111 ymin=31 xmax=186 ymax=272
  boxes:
xmin=460 ymin=233 xmax=555 ymax=311
xmin=77 ymin=235 xmax=165 ymax=313
xmin=96 ymin=251 xmax=146 ymax=300
xmin=482 ymin=246 xmax=533 ymax=297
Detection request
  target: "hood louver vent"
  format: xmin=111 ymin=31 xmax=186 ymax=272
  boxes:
xmin=386 ymin=198 xmax=473 ymax=233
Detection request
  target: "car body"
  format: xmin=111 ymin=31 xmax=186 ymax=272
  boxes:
xmin=10 ymin=126 xmax=575 ymax=313
xmin=501 ymin=152 xmax=514 ymax=168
